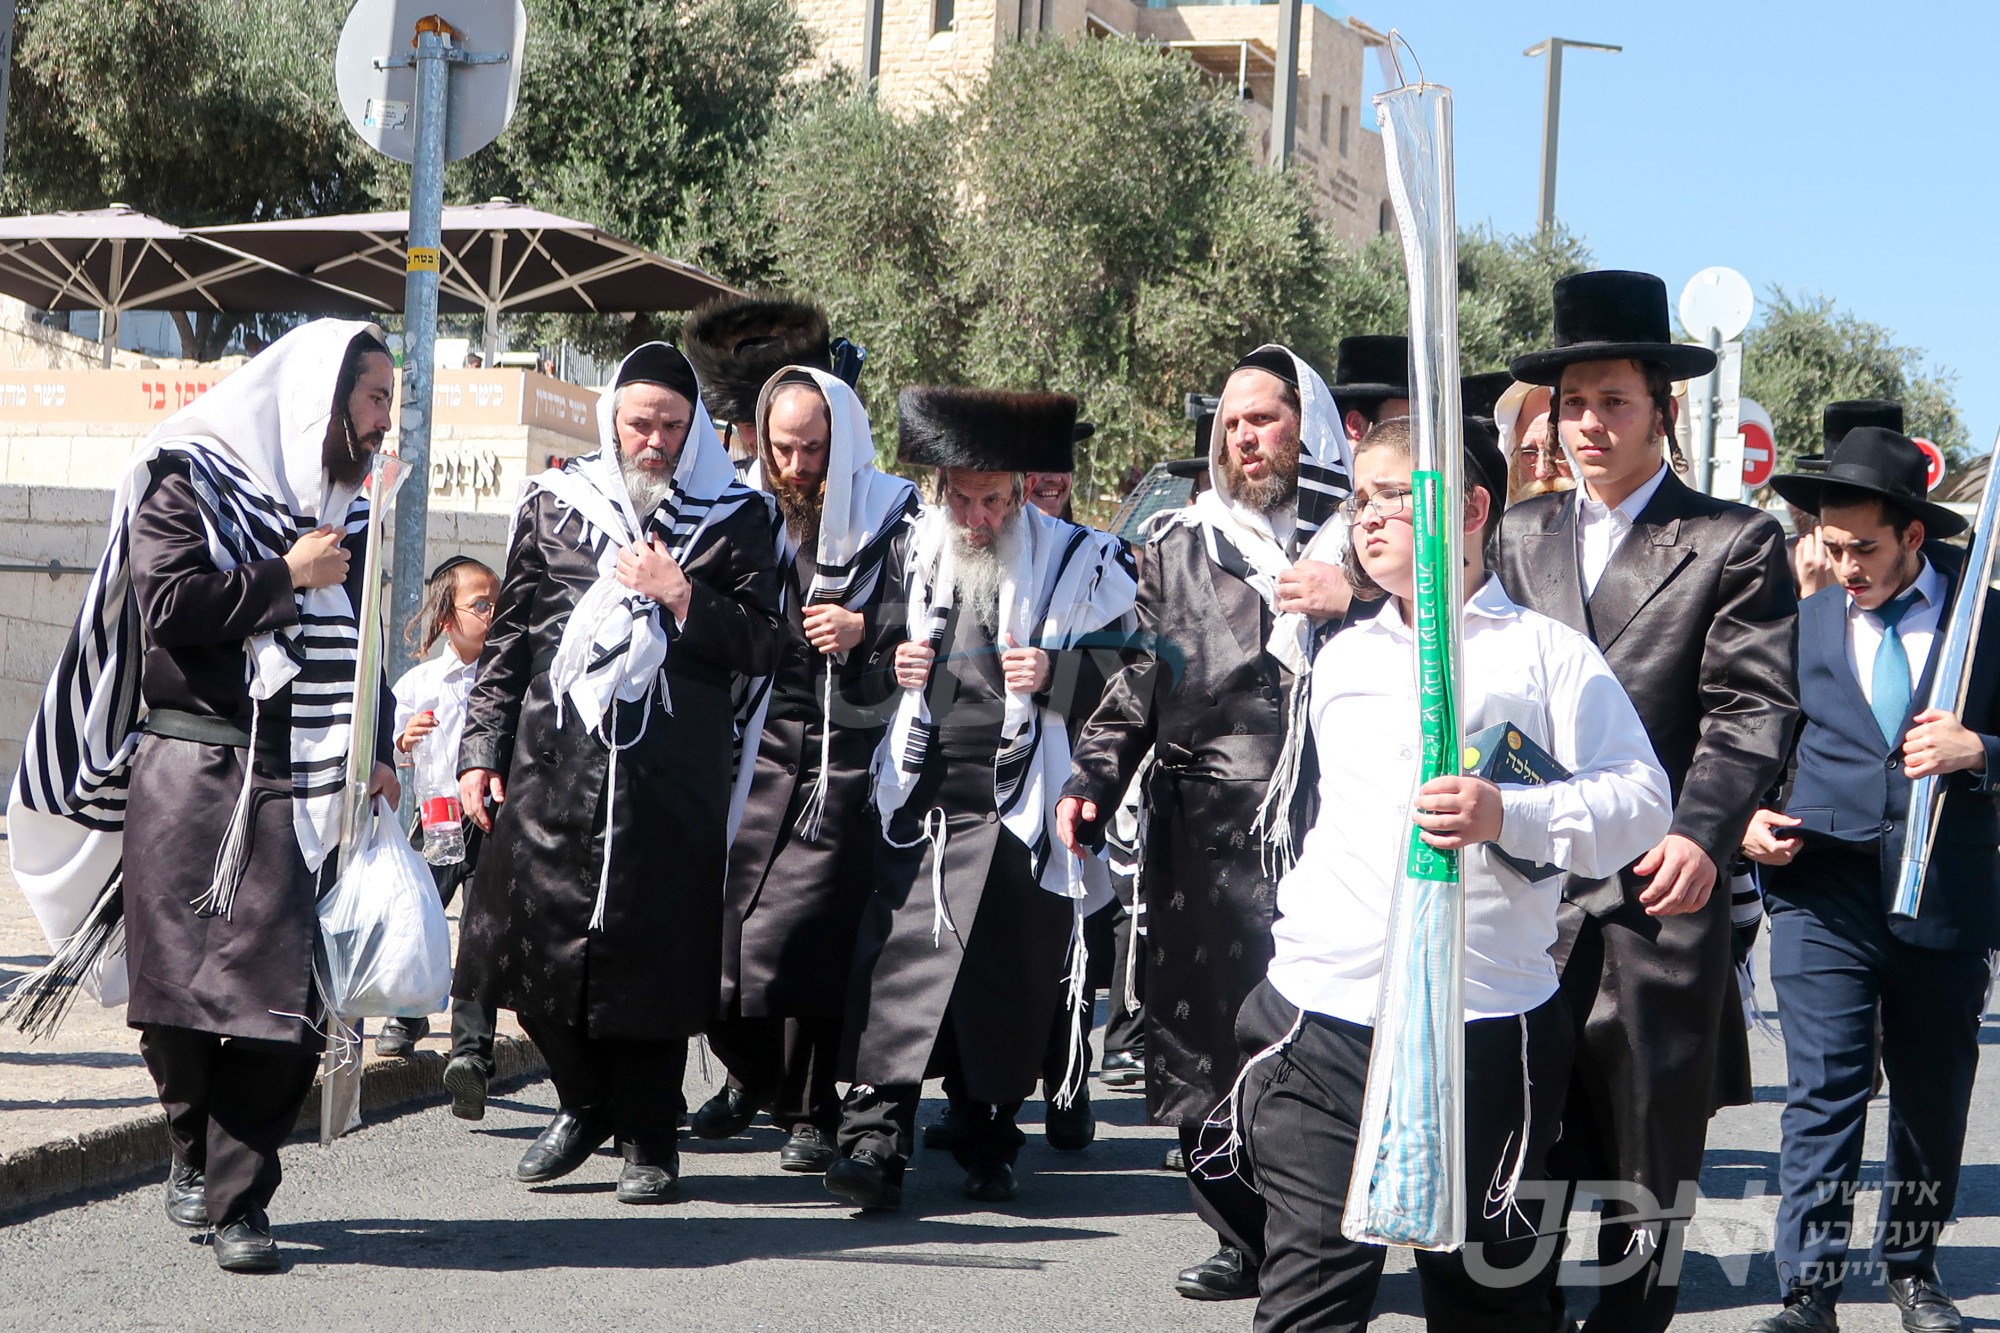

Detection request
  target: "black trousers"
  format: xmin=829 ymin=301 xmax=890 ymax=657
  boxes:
xmin=1767 ymin=853 xmax=1990 ymax=1300
xmin=1103 ymin=873 xmax=1145 ymax=1058
xmin=706 ymin=1011 xmax=843 ymax=1130
xmin=1239 ymin=980 xmax=1573 ymax=1333
xmin=1038 ymin=894 xmax=1122 ymax=1098
xmin=838 ymin=1083 xmax=1025 ymax=1180
xmin=517 ymin=1014 xmax=686 ymax=1166
xmin=137 ymin=1024 xmax=320 ymax=1227
xmin=1183 ymin=1120 xmax=1270 ymax=1261
xmin=435 ymin=825 xmax=498 ymax=1073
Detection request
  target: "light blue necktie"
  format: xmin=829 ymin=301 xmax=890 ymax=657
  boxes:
xmin=1871 ymin=591 xmax=1919 ymax=747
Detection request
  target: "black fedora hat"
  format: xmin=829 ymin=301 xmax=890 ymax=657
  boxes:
xmin=1329 ymin=335 xmax=1410 ymax=403
xmin=1769 ymin=426 xmax=1964 ymax=538
xmin=1823 ymin=399 xmax=1903 ymax=448
xmin=1509 ymin=270 xmax=1718 ymax=387
xmin=1461 ymin=371 xmax=1513 ymax=422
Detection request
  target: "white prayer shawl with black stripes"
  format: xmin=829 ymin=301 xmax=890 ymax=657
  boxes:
xmin=7 ymin=318 xmax=382 ymax=1014
xmin=516 ymin=344 xmax=763 ymax=929
xmin=738 ymin=368 xmax=917 ymax=841
xmin=1162 ymin=343 xmax=1356 ymax=871
xmin=875 ymin=502 xmax=1137 ymax=901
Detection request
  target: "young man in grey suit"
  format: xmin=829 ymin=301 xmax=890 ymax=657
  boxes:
xmin=1494 ymin=269 xmax=1801 ymax=1333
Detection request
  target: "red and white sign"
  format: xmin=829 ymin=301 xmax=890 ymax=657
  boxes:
xmin=1737 ymin=399 xmax=1776 ymax=488
xmin=1913 ymin=437 xmax=1945 ymax=491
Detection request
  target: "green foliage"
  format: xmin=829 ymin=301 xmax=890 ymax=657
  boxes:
xmin=1741 ymin=288 xmax=1967 ymax=467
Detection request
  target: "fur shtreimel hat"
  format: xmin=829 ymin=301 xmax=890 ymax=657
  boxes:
xmin=896 ymin=386 xmax=1079 ymax=474
xmin=1823 ymin=399 xmax=1903 ymax=449
xmin=681 ymin=296 xmax=833 ymax=426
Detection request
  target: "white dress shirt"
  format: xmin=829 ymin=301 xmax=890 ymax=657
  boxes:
xmin=1845 ymin=556 xmax=1943 ymax=706
xmin=391 ymin=641 xmax=480 ymax=767
xmin=1266 ymin=576 xmax=1673 ymax=1025
xmin=1577 ymin=461 xmax=1670 ymax=596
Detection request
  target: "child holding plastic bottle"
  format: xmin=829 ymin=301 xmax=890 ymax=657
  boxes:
xmin=380 ymin=555 xmax=503 ymax=1120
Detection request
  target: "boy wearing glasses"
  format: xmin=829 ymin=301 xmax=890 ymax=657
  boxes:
xmin=1237 ymin=416 xmax=1671 ymax=1330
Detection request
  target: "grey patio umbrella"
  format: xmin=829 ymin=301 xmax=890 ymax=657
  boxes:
xmin=198 ymin=199 xmax=742 ymax=360
xmin=0 ymin=205 xmax=376 ymax=365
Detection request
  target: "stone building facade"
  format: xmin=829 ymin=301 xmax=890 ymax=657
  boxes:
xmin=792 ymin=0 xmax=1395 ymax=247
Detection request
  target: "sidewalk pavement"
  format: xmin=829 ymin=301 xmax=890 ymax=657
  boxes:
xmin=0 ymin=836 xmax=541 ymax=1216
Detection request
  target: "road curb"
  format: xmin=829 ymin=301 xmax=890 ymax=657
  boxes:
xmin=0 ymin=1034 xmax=544 ymax=1220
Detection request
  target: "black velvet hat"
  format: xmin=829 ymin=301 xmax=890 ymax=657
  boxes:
xmin=896 ymin=386 xmax=1079 ymax=473
xmin=1509 ymin=271 xmax=1718 ymax=386
xmin=681 ymin=296 xmax=833 ymax=426
xmin=1823 ymin=399 xmax=1903 ymax=448
xmin=1461 ymin=371 xmax=1513 ymax=423
xmin=613 ymin=342 xmax=699 ymax=404
xmin=1770 ymin=427 xmax=1963 ymax=538
xmin=1462 ymin=416 xmax=1508 ymax=511
xmin=1329 ymin=335 xmax=1409 ymax=403
xmin=1164 ymin=455 xmax=1208 ymax=479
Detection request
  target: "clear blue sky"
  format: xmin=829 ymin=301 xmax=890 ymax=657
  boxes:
xmin=1342 ymin=0 xmax=1997 ymax=452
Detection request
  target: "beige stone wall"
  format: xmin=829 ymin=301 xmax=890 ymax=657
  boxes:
xmin=0 ymin=483 xmax=512 ymax=786
xmin=0 ymin=297 xmax=171 ymax=372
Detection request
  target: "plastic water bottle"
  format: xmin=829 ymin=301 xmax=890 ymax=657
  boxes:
xmin=415 ymin=717 xmax=465 ymax=866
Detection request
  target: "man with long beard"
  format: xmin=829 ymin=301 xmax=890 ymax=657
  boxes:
xmin=690 ymin=368 xmax=918 ymax=1173
xmin=454 ymin=343 xmax=783 ymax=1205
xmin=824 ymin=387 xmax=1135 ymax=1211
xmin=1057 ymin=345 xmax=1354 ymax=1302
xmin=9 ymin=321 xmax=401 ymax=1272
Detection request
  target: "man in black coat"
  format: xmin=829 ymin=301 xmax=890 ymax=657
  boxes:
xmin=687 ymin=366 xmax=917 ymax=1173
xmin=1742 ymin=430 xmax=1997 ymax=1333
xmin=824 ymin=387 xmax=1135 ymax=1212
xmin=1059 ymin=344 xmax=1354 ymax=1301
xmin=1494 ymin=270 xmax=1801 ymax=1332
xmin=455 ymin=343 xmax=783 ymax=1205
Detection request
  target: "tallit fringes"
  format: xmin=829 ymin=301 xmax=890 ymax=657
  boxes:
xmin=4 ymin=877 xmax=125 ymax=1039
xmin=1252 ymin=676 xmax=1311 ymax=878
xmin=191 ymin=698 xmax=262 ymax=920
xmin=1051 ymin=903 xmax=1090 ymax=1110
xmin=791 ymin=664 xmax=836 ymax=843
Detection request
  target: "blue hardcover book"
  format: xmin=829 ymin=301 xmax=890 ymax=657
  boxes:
xmin=1462 ymin=721 xmax=1569 ymax=883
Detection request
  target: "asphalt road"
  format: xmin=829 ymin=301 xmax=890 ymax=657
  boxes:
xmin=4 ymin=971 xmax=1998 ymax=1332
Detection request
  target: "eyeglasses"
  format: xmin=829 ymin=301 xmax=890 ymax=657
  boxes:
xmin=1339 ymin=488 xmax=1414 ymax=523
xmin=455 ymin=599 xmax=496 ymax=618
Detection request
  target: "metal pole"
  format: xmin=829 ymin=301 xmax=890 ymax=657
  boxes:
xmin=101 ymin=239 xmax=123 ymax=368
xmin=1693 ymin=327 xmax=1721 ymax=495
xmin=388 ymin=27 xmax=450 ymax=697
xmin=1270 ymin=0 xmax=1302 ymax=168
xmin=1536 ymin=39 xmax=1563 ymax=233
xmin=862 ymin=0 xmax=884 ymax=87
xmin=0 ymin=0 xmax=17 ymax=188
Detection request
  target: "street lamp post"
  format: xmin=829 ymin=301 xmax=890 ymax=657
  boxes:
xmin=1523 ymin=37 xmax=1622 ymax=232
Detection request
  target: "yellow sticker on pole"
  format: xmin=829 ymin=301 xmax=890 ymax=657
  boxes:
xmin=406 ymin=247 xmax=441 ymax=273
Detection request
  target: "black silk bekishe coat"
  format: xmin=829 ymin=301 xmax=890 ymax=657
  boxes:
xmin=1064 ymin=522 xmax=1300 ymax=1125
xmin=453 ymin=487 xmax=783 ymax=1043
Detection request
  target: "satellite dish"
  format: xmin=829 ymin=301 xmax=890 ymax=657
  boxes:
xmin=1678 ymin=266 xmax=1755 ymax=342
xmin=336 ymin=0 xmax=527 ymax=164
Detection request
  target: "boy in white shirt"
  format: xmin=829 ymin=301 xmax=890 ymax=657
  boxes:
xmin=1236 ymin=417 xmax=1672 ymax=1330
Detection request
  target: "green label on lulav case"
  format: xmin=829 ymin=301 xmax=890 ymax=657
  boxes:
xmin=1405 ymin=469 xmax=1459 ymax=883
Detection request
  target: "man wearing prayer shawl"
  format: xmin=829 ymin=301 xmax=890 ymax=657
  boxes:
xmin=453 ymin=342 xmax=783 ymax=1205
xmin=1057 ymin=344 xmax=1354 ymax=1302
xmin=824 ymin=387 xmax=1135 ymax=1212
xmin=9 ymin=320 xmax=401 ymax=1272
xmin=688 ymin=365 xmax=918 ymax=1174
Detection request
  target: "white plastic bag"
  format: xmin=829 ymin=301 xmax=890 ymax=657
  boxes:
xmin=316 ymin=798 xmax=452 ymax=1019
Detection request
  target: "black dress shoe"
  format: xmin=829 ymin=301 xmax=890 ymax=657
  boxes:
xmin=616 ymin=1158 xmax=682 ymax=1205
xmin=963 ymin=1161 xmax=1017 ymax=1203
xmin=1748 ymin=1286 xmax=1839 ymax=1332
xmin=164 ymin=1158 xmax=208 ymax=1229
xmin=690 ymin=1085 xmax=762 ymax=1140
xmin=1099 ymin=1049 xmax=1145 ymax=1087
xmin=1889 ymin=1273 xmax=1961 ymax=1332
xmin=921 ymin=1101 xmax=975 ymax=1151
xmin=825 ymin=1150 xmax=903 ymax=1211
xmin=516 ymin=1108 xmax=615 ymax=1183
xmin=779 ymin=1124 xmax=837 ymax=1173
xmin=1162 ymin=1143 xmax=1187 ymax=1172
xmin=1175 ymin=1246 xmax=1257 ymax=1301
xmin=211 ymin=1209 xmax=281 ymax=1274
xmin=374 ymin=1016 xmax=430 ymax=1058
xmin=443 ymin=1054 xmax=489 ymax=1121
xmin=1044 ymin=1090 xmax=1096 ymax=1151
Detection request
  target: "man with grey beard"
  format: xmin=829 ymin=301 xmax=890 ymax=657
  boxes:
xmin=826 ymin=387 xmax=1135 ymax=1212
xmin=1059 ymin=345 xmax=1355 ymax=1302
